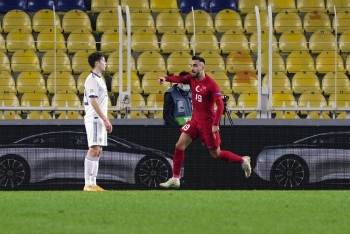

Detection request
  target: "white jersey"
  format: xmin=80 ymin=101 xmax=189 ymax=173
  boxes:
xmin=84 ymin=72 xmax=108 ymax=123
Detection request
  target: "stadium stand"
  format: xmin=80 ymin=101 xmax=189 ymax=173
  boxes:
xmin=62 ymin=9 xmax=91 ymax=34
xmin=0 ymin=0 xmax=27 ymax=13
xmin=166 ymin=51 xmax=192 ymax=75
xmin=297 ymin=0 xmax=326 ymax=13
xmin=58 ymin=111 xmax=83 ymax=119
xmin=278 ymin=30 xmax=308 ymax=53
xmin=275 ymin=111 xmax=299 ymax=119
xmin=298 ymin=92 xmax=328 ymax=115
xmin=208 ymin=0 xmax=238 ymax=13
xmin=27 ymin=111 xmax=52 ymax=119
xmin=2 ymin=9 xmax=32 ymax=33
xmin=142 ymin=71 xmax=170 ymax=95
xmin=237 ymin=90 xmax=258 ymax=113
xmin=11 ymin=50 xmax=41 ymax=73
xmin=232 ymin=71 xmax=258 ymax=94
xmin=16 ymin=71 xmax=47 ymax=94
xmin=32 ymin=9 xmax=62 ymax=33
xmin=0 ymin=71 xmax=16 ymax=93
xmin=274 ymin=12 xmax=303 ymax=34
xmin=262 ymin=72 xmax=292 ymax=93
xmin=131 ymin=29 xmax=160 ymax=53
xmin=214 ymin=9 xmax=244 ymax=33
xmin=238 ymin=0 xmax=267 ymax=14
xmin=303 ymin=12 xmax=332 ymax=33
xmin=67 ymin=29 xmax=96 ymax=53
xmin=306 ymin=111 xmax=331 ymax=119
xmin=190 ymin=30 xmax=220 ymax=54
xmin=111 ymin=71 xmax=143 ymax=94
xmin=327 ymin=0 xmax=350 ymax=13
xmin=6 ymin=28 xmax=36 ymax=52
xmin=244 ymin=10 xmax=269 ymax=34
xmin=309 ymin=30 xmax=337 ymax=54
xmin=226 ymin=51 xmax=255 ymax=74
xmin=100 ymin=29 xmax=127 ymax=55
xmin=328 ymin=93 xmax=350 ymax=113
xmin=129 ymin=11 xmax=155 ymax=33
xmin=36 ymin=28 xmax=67 ymax=52
xmin=0 ymin=51 xmax=11 ymax=73
xmin=96 ymin=9 xmax=125 ymax=33
xmin=267 ymin=0 xmax=297 ymax=13
xmin=20 ymin=93 xmax=50 ymax=114
xmin=220 ymin=30 xmax=249 ymax=54
xmin=27 ymin=0 xmax=57 ymax=12
xmin=150 ymin=0 xmax=179 ymax=12
xmin=199 ymin=51 xmax=226 ymax=72
xmin=51 ymin=93 xmax=81 ymax=115
xmin=249 ymin=31 xmax=278 ymax=53
xmin=185 ymin=10 xmax=215 ymax=34
xmin=316 ymin=51 xmax=345 ymax=74
xmin=56 ymin=0 xmax=86 ymax=12
xmin=136 ymin=51 xmax=166 ymax=75
xmin=286 ymin=51 xmax=316 ymax=73
xmin=41 ymin=50 xmax=72 ymax=74
xmin=292 ymin=72 xmax=322 ymax=94
xmin=322 ymin=72 xmax=350 ymax=95
xmin=179 ymin=0 xmax=207 ymax=13
xmin=47 ymin=71 xmax=77 ymax=94
xmin=160 ymin=30 xmax=190 ymax=54
xmin=333 ymin=11 xmax=350 ymax=33
xmin=106 ymin=51 xmax=136 ymax=74
xmin=121 ymin=0 xmax=150 ymax=12
xmin=91 ymin=0 xmax=119 ymax=13
xmin=260 ymin=51 xmax=286 ymax=74
xmin=0 ymin=34 xmax=5 ymax=51
xmin=156 ymin=10 xmax=185 ymax=34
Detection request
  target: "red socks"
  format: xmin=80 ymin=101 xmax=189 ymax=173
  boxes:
xmin=218 ymin=150 xmax=244 ymax=164
xmin=172 ymin=148 xmax=185 ymax=178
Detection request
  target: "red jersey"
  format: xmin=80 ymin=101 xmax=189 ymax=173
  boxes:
xmin=165 ymin=74 xmax=224 ymax=125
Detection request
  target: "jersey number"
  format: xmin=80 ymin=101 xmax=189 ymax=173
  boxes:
xmin=182 ymin=124 xmax=190 ymax=131
xmin=195 ymin=94 xmax=202 ymax=102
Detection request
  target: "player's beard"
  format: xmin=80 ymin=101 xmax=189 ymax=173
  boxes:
xmin=192 ymin=71 xmax=200 ymax=78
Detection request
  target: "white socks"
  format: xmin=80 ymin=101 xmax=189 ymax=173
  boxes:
xmin=84 ymin=156 xmax=99 ymax=187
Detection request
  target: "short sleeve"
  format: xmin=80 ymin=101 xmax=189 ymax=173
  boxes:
xmin=85 ymin=78 xmax=99 ymax=98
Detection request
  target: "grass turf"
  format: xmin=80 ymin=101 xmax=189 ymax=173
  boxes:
xmin=0 ymin=190 xmax=349 ymax=234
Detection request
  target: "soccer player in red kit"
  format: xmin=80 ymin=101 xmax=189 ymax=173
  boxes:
xmin=158 ymin=55 xmax=251 ymax=188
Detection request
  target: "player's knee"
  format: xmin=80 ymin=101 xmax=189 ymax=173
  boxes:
xmin=88 ymin=147 xmax=100 ymax=158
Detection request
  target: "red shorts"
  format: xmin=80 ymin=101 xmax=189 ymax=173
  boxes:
xmin=180 ymin=119 xmax=221 ymax=150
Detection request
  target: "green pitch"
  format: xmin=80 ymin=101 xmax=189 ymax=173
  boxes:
xmin=0 ymin=190 xmax=349 ymax=234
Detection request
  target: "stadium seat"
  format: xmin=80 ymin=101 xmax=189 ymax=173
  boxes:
xmin=336 ymin=112 xmax=350 ymax=119
xmin=267 ymin=0 xmax=297 ymax=13
xmin=271 ymin=92 xmax=296 ymax=113
xmin=199 ymin=51 xmax=226 ymax=73
xmin=96 ymin=9 xmax=125 ymax=33
xmin=316 ymin=51 xmax=345 ymax=74
xmin=28 ymin=0 xmax=56 ymax=12
xmin=0 ymin=51 xmax=11 ymax=73
xmin=27 ymin=111 xmax=52 ymax=119
xmin=275 ymin=111 xmax=300 ymax=119
xmin=292 ymin=72 xmax=322 ymax=94
xmin=67 ymin=29 xmax=96 ymax=54
xmin=100 ymin=29 xmax=127 ymax=55
xmin=185 ymin=10 xmax=215 ymax=34
xmin=345 ymin=54 xmax=350 ymax=73
xmin=0 ymin=112 xmax=22 ymax=119
xmin=220 ymin=30 xmax=249 ymax=54
xmin=179 ymin=0 xmax=207 ymax=13
xmin=244 ymin=10 xmax=269 ymax=34
xmin=298 ymin=92 xmax=328 ymax=115
xmin=137 ymin=51 xmax=166 ymax=75
xmin=106 ymin=51 xmax=136 ymax=74
xmin=150 ymin=0 xmax=178 ymax=12
xmin=262 ymin=72 xmax=292 ymax=93
xmin=237 ymin=90 xmax=258 ymax=113
xmin=297 ymin=0 xmax=326 ymax=13
xmin=47 ymin=71 xmax=77 ymax=94
xmin=274 ymin=12 xmax=303 ymax=34
xmin=249 ymin=31 xmax=278 ymax=53
xmin=278 ymin=30 xmax=308 ymax=53
xmin=146 ymin=93 xmax=163 ymax=108
xmin=56 ymin=0 xmax=86 ymax=11
xmin=322 ymin=71 xmax=350 ymax=95
xmin=333 ymin=11 xmax=350 ymax=33
xmin=20 ymin=92 xmax=50 ymax=114
xmin=58 ymin=111 xmax=83 ymax=119
xmin=62 ymin=10 xmax=91 ymax=34
xmin=129 ymin=12 xmax=155 ymax=33
xmin=117 ymin=93 xmax=145 ymax=116
xmin=232 ymin=71 xmax=258 ymax=94
xmin=0 ymin=71 xmax=16 ymax=93
xmin=41 ymin=50 xmax=71 ymax=74
xmin=111 ymin=71 xmax=143 ymax=94
xmin=32 ymin=9 xmax=62 ymax=33
xmin=0 ymin=92 xmax=19 ymax=109
xmin=16 ymin=71 xmax=47 ymax=94
xmin=72 ymin=50 xmax=96 ymax=74
xmin=339 ymin=29 xmax=350 ymax=52
xmin=260 ymin=51 xmax=286 ymax=74
xmin=286 ymin=51 xmax=316 ymax=73
xmin=156 ymin=10 xmax=185 ymax=34
xmin=328 ymin=93 xmax=350 ymax=113
xmin=0 ymin=0 xmax=27 ymax=13
xmin=327 ymin=0 xmax=350 ymax=13
xmin=2 ymin=10 xmax=32 ymax=33
xmin=206 ymin=71 xmax=232 ymax=94
xmin=209 ymin=0 xmax=238 ymax=13
xmin=309 ymin=30 xmax=337 ymax=54
xmin=190 ymin=30 xmax=220 ymax=54
xmin=0 ymin=34 xmax=5 ymax=52
xmin=36 ymin=28 xmax=66 ymax=52
xmin=91 ymin=0 xmax=119 ymax=13
xmin=238 ymin=0 xmax=267 ymax=14
xmin=160 ymin=30 xmax=190 ymax=54
xmin=244 ymin=111 xmax=257 ymax=118
xmin=121 ymin=0 xmax=150 ymax=12
xmin=128 ymin=111 xmax=147 ymax=119
xmin=214 ymin=9 xmax=244 ymax=33
xmin=303 ymin=12 xmax=332 ymax=33
xmin=166 ymin=51 xmax=192 ymax=75
xmin=306 ymin=111 xmax=330 ymax=119
xmin=11 ymin=50 xmax=41 ymax=73
xmin=51 ymin=93 xmax=81 ymax=115
xmin=131 ymin=29 xmax=160 ymax=53
xmin=226 ymin=51 xmax=255 ymax=74
xmin=6 ymin=29 xmax=36 ymax=52
xmin=76 ymin=72 xmax=107 ymax=94
xmin=142 ymin=71 xmax=170 ymax=95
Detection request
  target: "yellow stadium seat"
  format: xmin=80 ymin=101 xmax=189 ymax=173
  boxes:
xmin=297 ymin=0 xmax=327 ymax=12
xmin=166 ymin=51 xmax=192 ymax=75
xmin=268 ymin=0 xmax=297 ymax=13
xmin=51 ymin=93 xmax=81 ymax=115
xmin=127 ymin=111 xmax=147 ymax=119
xmin=6 ymin=29 xmax=36 ymax=52
xmin=67 ymin=29 xmax=96 ymax=54
xmin=249 ymin=31 xmax=278 ymax=53
xmin=0 ymin=112 xmax=22 ymax=120
xmin=303 ymin=12 xmax=332 ymax=33
xmin=214 ymin=9 xmax=244 ymax=33
xmin=20 ymin=92 xmax=50 ymax=114
xmin=72 ymin=50 xmax=96 ymax=74
xmin=106 ymin=51 xmax=136 ymax=74
xmin=309 ymin=30 xmax=337 ymax=54
xmin=190 ymin=30 xmax=220 ymax=54
xmin=76 ymin=72 xmax=107 ymax=95
xmin=0 ymin=34 xmax=5 ymax=52
xmin=215 ymin=93 xmax=237 ymax=113
xmin=237 ymin=90 xmax=258 ymax=113
xmin=244 ymin=11 xmax=269 ymax=34
xmin=96 ymin=9 xmax=125 ymax=33
xmin=0 ymin=51 xmax=11 ymax=73
xmin=298 ymin=92 xmax=328 ymax=115
xmin=11 ymin=50 xmax=41 ymax=73
xmin=129 ymin=12 xmax=155 ymax=33
xmin=262 ymin=72 xmax=292 ymax=93
xmin=209 ymin=72 xmax=232 ymax=94
xmin=306 ymin=111 xmax=330 ymax=119
xmin=150 ymin=0 xmax=178 ymax=12
xmin=111 ymin=71 xmax=142 ymax=94
xmin=36 ymin=28 xmax=66 ymax=52
xmin=220 ymin=30 xmax=249 ymax=54
xmin=62 ymin=10 xmax=92 ymax=34
xmin=272 ymin=92 xmax=296 ymax=113
xmin=316 ymin=51 xmax=345 ymax=74
xmin=0 ymin=93 xmax=19 ymax=109
xmin=58 ymin=111 xmax=83 ymax=119
xmin=2 ymin=10 xmax=32 ymax=33
xmin=339 ymin=29 xmax=350 ymax=52
xmin=260 ymin=51 xmax=286 ymax=74
xmin=244 ymin=111 xmax=257 ymax=118
xmin=238 ymin=0 xmax=267 ymax=14
xmin=100 ymin=29 xmax=127 ymax=55
xmin=328 ymin=93 xmax=350 ymax=113
xmin=336 ymin=112 xmax=350 ymax=119
xmin=131 ymin=29 xmax=160 ymax=53
xmin=327 ymin=0 xmax=350 ymax=13
xmin=142 ymin=71 xmax=170 ymax=94
xmin=333 ymin=11 xmax=350 ymax=33
xmin=278 ymin=30 xmax=308 ymax=53
xmin=185 ymin=10 xmax=215 ymax=34
xmin=41 ymin=50 xmax=72 ymax=74
xmin=32 ymin=9 xmax=62 ymax=33
xmin=275 ymin=111 xmax=300 ymax=119
xmin=16 ymin=71 xmax=47 ymax=94
xmin=292 ymin=72 xmax=322 ymax=94
xmin=0 ymin=71 xmax=16 ymax=93
xmin=345 ymin=54 xmax=350 ymax=73
xmin=226 ymin=51 xmax=255 ymax=74
xmin=117 ymin=93 xmax=146 ymax=116
xmin=322 ymin=71 xmax=350 ymax=95
xmin=121 ymin=0 xmax=150 ymax=12
xmin=160 ymin=30 xmax=190 ymax=54
xmin=47 ymin=71 xmax=77 ymax=94
xmin=146 ymin=93 xmax=163 ymax=108
xmin=232 ymin=71 xmax=258 ymax=94
xmin=198 ymin=51 xmax=226 ymax=72
xmin=286 ymin=51 xmax=316 ymax=73
xmin=156 ymin=10 xmax=185 ymax=34
xmin=137 ymin=51 xmax=166 ymax=75
xmin=91 ymin=0 xmax=119 ymax=13
xmin=274 ymin=12 xmax=303 ymax=34
xmin=27 ymin=111 xmax=52 ymax=119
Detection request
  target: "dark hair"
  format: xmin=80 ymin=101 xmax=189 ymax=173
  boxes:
xmin=192 ymin=55 xmax=205 ymax=64
xmin=88 ymin=52 xmax=105 ymax=68
xmin=179 ymin=71 xmax=190 ymax=76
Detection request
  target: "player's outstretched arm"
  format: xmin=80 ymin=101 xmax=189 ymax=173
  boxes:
xmin=158 ymin=77 xmax=166 ymax=85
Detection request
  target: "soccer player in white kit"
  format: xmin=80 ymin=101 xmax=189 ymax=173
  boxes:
xmin=83 ymin=52 xmax=113 ymax=191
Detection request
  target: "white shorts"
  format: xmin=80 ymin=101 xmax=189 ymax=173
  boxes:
xmin=85 ymin=120 xmax=107 ymax=147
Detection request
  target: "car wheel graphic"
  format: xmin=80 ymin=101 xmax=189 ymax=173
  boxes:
xmin=0 ymin=155 xmax=30 ymax=189
xmin=135 ymin=156 xmax=172 ymax=188
xmin=270 ymin=155 xmax=309 ymax=189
